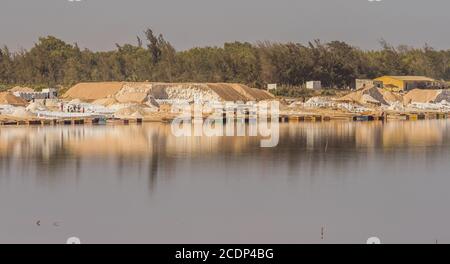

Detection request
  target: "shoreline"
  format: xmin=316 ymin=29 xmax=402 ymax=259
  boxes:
xmin=1 ymin=110 xmax=448 ymax=126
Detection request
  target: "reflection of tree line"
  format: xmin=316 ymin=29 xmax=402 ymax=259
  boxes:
xmin=0 ymin=121 xmax=449 ymax=187
xmin=0 ymin=122 xmax=449 ymax=157
xmin=270 ymin=121 xmax=450 ymax=180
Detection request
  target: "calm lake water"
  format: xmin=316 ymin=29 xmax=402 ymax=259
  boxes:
xmin=1 ymin=120 xmax=450 ymax=244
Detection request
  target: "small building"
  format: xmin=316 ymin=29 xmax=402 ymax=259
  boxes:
xmin=267 ymin=84 xmax=277 ymax=91
xmin=13 ymin=88 xmax=58 ymax=101
xmin=374 ymin=76 xmax=437 ymax=92
xmin=42 ymin=88 xmax=58 ymax=99
xmin=306 ymin=81 xmax=322 ymax=90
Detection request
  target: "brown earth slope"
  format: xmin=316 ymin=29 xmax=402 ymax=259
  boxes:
xmin=0 ymin=92 xmax=28 ymax=106
xmin=206 ymin=83 xmax=249 ymax=101
xmin=9 ymin=86 xmax=35 ymax=93
xmin=63 ymin=82 xmax=124 ymax=101
xmin=64 ymin=82 xmax=275 ymax=102
xmin=208 ymin=83 xmax=274 ymax=101
xmin=337 ymin=87 xmax=389 ymax=105
xmin=403 ymin=89 xmax=441 ymax=104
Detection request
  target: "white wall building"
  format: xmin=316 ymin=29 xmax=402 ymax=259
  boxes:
xmin=306 ymin=81 xmax=322 ymax=90
xmin=13 ymin=88 xmax=58 ymax=101
xmin=267 ymin=84 xmax=277 ymax=91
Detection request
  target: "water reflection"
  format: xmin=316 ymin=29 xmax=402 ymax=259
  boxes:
xmin=1 ymin=120 xmax=450 ymax=243
xmin=1 ymin=120 xmax=449 ymax=159
xmin=1 ymin=120 xmax=449 ymax=189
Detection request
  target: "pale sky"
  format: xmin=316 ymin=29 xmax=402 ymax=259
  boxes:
xmin=1 ymin=0 xmax=450 ymax=51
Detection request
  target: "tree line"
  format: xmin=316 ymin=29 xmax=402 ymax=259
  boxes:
xmin=1 ymin=28 xmax=450 ymax=90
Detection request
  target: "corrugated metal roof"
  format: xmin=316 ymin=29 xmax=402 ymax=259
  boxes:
xmin=382 ymin=76 xmax=435 ymax=82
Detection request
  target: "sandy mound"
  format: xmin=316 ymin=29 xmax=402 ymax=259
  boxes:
xmin=435 ymin=90 xmax=450 ymax=103
xmin=43 ymin=99 xmax=62 ymax=109
xmin=248 ymin=87 xmax=275 ymax=100
xmin=9 ymin=86 xmax=35 ymax=93
xmin=151 ymin=82 xmax=273 ymax=102
xmin=227 ymin=83 xmax=274 ymax=101
xmin=337 ymin=90 xmax=364 ymax=104
xmin=10 ymin=107 xmax=36 ymax=118
xmin=203 ymin=83 xmax=247 ymax=101
xmin=304 ymin=97 xmax=335 ymax=108
xmin=26 ymin=102 xmax=48 ymax=112
xmin=64 ymin=82 xmax=274 ymax=104
xmin=115 ymin=82 xmax=153 ymax=104
xmin=403 ymin=89 xmax=441 ymax=104
xmin=228 ymin=84 xmax=256 ymax=100
xmin=63 ymin=82 xmax=124 ymax=101
xmin=0 ymin=92 xmax=28 ymax=106
xmin=114 ymin=105 xmax=157 ymax=118
xmin=69 ymin=98 xmax=85 ymax=105
xmin=92 ymin=97 xmax=119 ymax=106
xmin=208 ymin=83 xmax=272 ymax=101
xmin=378 ymin=89 xmax=403 ymax=103
xmin=161 ymin=83 xmax=222 ymax=102
xmin=337 ymin=87 xmax=388 ymax=105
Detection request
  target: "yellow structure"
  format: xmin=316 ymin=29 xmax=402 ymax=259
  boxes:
xmin=374 ymin=76 xmax=436 ymax=92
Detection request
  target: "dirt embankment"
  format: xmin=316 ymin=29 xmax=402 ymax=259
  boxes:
xmin=226 ymin=83 xmax=274 ymax=101
xmin=378 ymin=89 xmax=403 ymax=103
xmin=63 ymin=82 xmax=124 ymax=102
xmin=64 ymin=82 xmax=274 ymax=102
xmin=336 ymin=87 xmax=391 ymax=105
xmin=0 ymin=92 xmax=28 ymax=106
xmin=115 ymin=82 xmax=153 ymax=104
xmin=403 ymin=89 xmax=441 ymax=104
xmin=206 ymin=83 xmax=249 ymax=101
xmin=9 ymin=86 xmax=35 ymax=93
